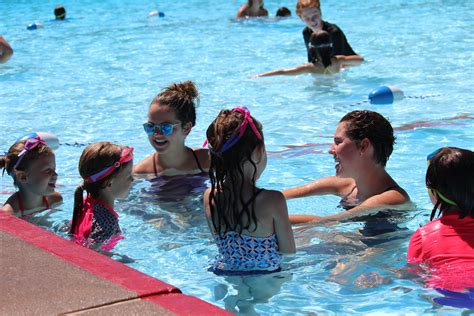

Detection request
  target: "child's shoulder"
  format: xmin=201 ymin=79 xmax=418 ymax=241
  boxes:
xmin=48 ymin=191 xmax=63 ymax=208
xmin=258 ymin=189 xmax=286 ymax=208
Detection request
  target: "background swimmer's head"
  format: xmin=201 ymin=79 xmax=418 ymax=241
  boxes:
xmin=296 ymin=0 xmax=321 ymax=17
xmin=309 ymin=31 xmax=332 ymax=67
xmin=340 ymin=110 xmax=395 ymax=167
xmin=54 ymin=5 xmax=66 ymax=20
xmin=276 ymin=7 xmax=291 ymax=17
xmin=248 ymin=0 xmax=264 ymax=8
xmin=0 ymin=139 xmax=54 ymax=186
xmin=150 ymin=81 xmax=198 ymax=129
xmin=206 ymin=108 xmax=265 ymax=235
xmin=426 ymin=147 xmax=474 ymax=220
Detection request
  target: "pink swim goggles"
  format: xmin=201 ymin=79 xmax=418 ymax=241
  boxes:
xmin=84 ymin=147 xmax=134 ymax=184
xmin=13 ymin=136 xmax=46 ymax=170
xmin=204 ymin=106 xmax=262 ymax=153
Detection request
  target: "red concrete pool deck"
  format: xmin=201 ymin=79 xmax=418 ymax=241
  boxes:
xmin=0 ymin=212 xmax=230 ymax=315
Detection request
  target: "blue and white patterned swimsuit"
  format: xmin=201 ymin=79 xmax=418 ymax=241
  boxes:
xmin=212 ymin=231 xmax=282 ymax=275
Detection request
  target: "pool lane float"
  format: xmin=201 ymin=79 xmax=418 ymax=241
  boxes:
xmin=148 ymin=10 xmax=165 ymax=17
xmin=368 ymin=85 xmax=405 ymax=105
xmin=17 ymin=132 xmax=59 ymax=150
xmin=26 ymin=22 xmax=44 ymax=30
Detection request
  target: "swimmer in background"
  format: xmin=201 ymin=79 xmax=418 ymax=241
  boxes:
xmin=256 ymin=31 xmax=363 ymax=77
xmin=0 ymin=36 xmax=13 ymax=63
xmin=276 ymin=7 xmax=291 ymax=18
xmin=133 ymin=81 xmax=209 ymax=177
xmin=0 ymin=136 xmax=62 ymax=219
xmin=407 ymin=147 xmax=474 ymax=291
xmin=54 ymin=5 xmax=66 ymax=20
xmin=296 ymin=0 xmax=359 ymax=62
xmin=284 ymin=110 xmax=410 ymax=224
xmin=237 ymin=0 xmax=269 ymax=18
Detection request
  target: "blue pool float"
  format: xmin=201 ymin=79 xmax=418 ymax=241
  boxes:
xmin=148 ymin=10 xmax=165 ymax=17
xmin=368 ymin=85 xmax=405 ymax=105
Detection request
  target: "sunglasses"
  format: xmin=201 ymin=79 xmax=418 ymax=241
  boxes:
xmin=143 ymin=122 xmax=179 ymax=136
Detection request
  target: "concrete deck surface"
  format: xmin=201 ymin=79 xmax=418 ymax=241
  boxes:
xmin=0 ymin=212 xmax=230 ymax=315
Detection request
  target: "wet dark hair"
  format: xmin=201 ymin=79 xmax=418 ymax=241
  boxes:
xmin=0 ymin=139 xmax=53 ymax=186
xmin=70 ymin=142 xmax=131 ymax=234
xmin=150 ymin=80 xmax=199 ymax=127
xmin=426 ymin=147 xmax=474 ymax=220
xmin=247 ymin=0 xmax=264 ymax=9
xmin=340 ymin=110 xmax=395 ymax=167
xmin=276 ymin=7 xmax=291 ymax=17
xmin=54 ymin=5 xmax=66 ymax=20
xmin=206 ymin=109 xmax=264 ymax=236
xmin=309 ymin=31 xmax=332 ymax=67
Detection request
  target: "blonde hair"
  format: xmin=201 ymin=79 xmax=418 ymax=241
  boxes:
xmin=296 ymin=0 xmax=320 ymax=17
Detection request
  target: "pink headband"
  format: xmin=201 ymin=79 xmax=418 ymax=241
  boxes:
xmin=84 ymin=147 xmax=134 ymax=184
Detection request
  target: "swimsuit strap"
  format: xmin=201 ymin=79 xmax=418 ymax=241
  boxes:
xmin=16 ymin=192 xmax=25 ymax=215
xmin=190 ymin=149 xmax=205 ymax=173
xmin=16 ymin=192 xmax=50 ymax=216
xmin=43 ymin=196 xmax=50 ymax=209
xmin=153 ymin=152 xmax=158 ymax=177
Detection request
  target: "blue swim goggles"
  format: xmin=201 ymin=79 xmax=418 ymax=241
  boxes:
xmin=143 ymin=122 xmax=179 ymax=136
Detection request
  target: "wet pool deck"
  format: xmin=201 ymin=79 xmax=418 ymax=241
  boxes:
xmin=0 ymin=212 xmax=230 ymax=315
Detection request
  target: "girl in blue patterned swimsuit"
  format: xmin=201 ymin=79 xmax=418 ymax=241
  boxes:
xmin=204 ymin=107 xmax=295 ymax=275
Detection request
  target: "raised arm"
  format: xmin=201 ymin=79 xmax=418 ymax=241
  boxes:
xmin=336 ymin=55 xmax=364 ymax=68
xmin=0 ymin=36 xmax=13 ymax=63
xmin=256 ymin=63 xmax=318 ymax=77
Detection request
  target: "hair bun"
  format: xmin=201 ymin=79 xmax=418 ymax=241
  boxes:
xmin=174 ymin=80 xmax=198 ymax=100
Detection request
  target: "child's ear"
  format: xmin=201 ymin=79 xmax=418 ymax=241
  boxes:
xmin=183 ymin=122 xmax=193 ymax=136
xmin=15 ymin=171 xmax=28 ymax=183
xmin=252 ymin=144 xmax=265 ymax=163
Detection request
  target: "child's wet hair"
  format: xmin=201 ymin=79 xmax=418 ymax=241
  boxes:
xmin=340 ymin=110 xmax=395 ymax=167
xmin=426 ymin=147 xmax=474 ymax=220
xmin=0 ymin=139 xmax=53 ymax=184
xmin=206 ymin=108 xmax=264 ymax=235
xmin=309 ymin=31 xmax=332 ymax=67
xmin=276 ymin=6 xmax=291 ymax=17
xmin=150 ymin=80 xmax=199 ymax=127
xmin=70 ymin=142 xmax=131 ymax=234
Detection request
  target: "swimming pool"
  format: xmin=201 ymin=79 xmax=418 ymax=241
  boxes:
xmin=1 ymin=0 xmax=473 ymax=314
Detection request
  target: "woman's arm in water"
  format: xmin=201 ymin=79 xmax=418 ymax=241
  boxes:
xmin=283 ymin=176 xmax=354 ymax=199
xmin=0 ymin=36 xmax=13 ymax=63
xmin=336 ymin=55 xmax=364 ymax=68
xmin=290 ymin=187 xmax=411 ymax=225
xmin=256 ymin=63 xmax=320 ymax=77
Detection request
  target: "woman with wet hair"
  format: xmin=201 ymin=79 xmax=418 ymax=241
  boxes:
xmin=284 ymin=110 xmax=410 ymax=224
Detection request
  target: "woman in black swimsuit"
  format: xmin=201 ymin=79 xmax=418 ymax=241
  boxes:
xmin=283 ymin=110 xmax=411 ymax=224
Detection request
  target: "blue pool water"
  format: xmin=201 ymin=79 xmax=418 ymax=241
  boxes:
xmin=1 ymin=0 xmax=473 ymax=314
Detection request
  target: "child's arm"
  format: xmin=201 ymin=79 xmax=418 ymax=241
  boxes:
xmin=272 ymin=191 xmax=296 ymax=253
xmin=336 ymin=55 xmax=364 ymax=68
xmin=256 ymin=63 xmax=319 ymax=77
xmin=283 ymin=176 xmax=354 ymax=199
